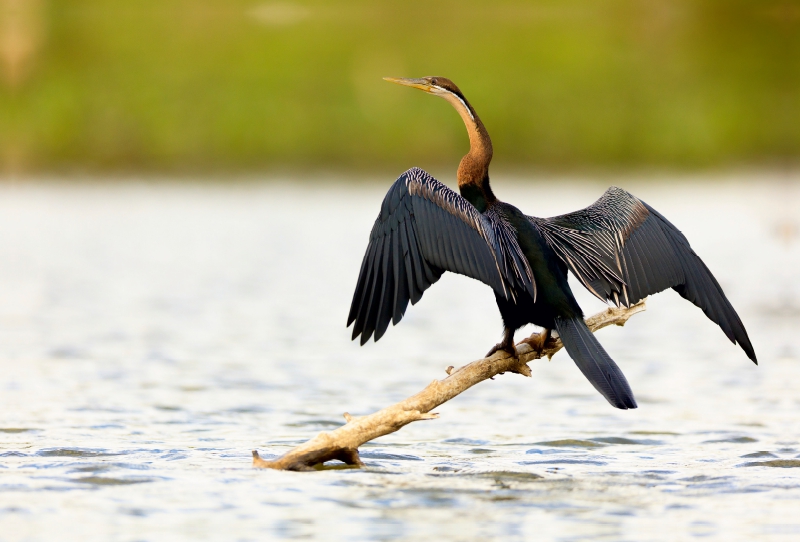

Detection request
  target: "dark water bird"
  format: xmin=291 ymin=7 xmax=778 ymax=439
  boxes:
xmin=347 ymin=76 xmax=757 ymax=409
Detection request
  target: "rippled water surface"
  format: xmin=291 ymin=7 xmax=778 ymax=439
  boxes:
xmin=1 ymin=176 xmax=799 ymax=541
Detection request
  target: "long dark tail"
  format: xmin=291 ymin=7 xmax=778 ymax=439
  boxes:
xmin=554 ymin=316 xmax=637 ymax=410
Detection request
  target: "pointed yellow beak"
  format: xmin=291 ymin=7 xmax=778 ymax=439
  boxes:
xmin=383 ymin=77 xmax=433 ymax=93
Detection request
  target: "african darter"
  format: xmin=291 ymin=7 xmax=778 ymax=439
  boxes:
xmin=347 ymin=77 xmax=756 ymax=409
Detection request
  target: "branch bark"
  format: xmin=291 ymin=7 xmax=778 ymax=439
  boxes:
xmin=253 ymin=301 xmax=646 ymax=471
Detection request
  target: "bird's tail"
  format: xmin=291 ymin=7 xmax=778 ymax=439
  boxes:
xmin=554 ymin=316 xmax=637 ymax=410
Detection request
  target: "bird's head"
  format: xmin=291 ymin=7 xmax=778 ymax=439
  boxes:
xmin=383 ymin=76 xmax=461 ymax=96
xmin=383 ymin=76 xmax=475 ymax=120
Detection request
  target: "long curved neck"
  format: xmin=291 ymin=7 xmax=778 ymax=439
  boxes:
xmin=441 ymin=91 xmax=496 ymax=212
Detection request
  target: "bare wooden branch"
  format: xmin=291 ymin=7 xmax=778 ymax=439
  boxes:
xmin=253 ymin=301 xmax=646 ymax=471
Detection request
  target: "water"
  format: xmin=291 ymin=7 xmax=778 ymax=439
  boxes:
xmin=0 ymin=175 xmax=798 ymax=541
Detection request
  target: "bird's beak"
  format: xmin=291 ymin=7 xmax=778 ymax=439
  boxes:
xmin=383 ymin=77 xmax=433 ymax=93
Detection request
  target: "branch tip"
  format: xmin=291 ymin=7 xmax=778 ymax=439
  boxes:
xmin=512 ymin=363 xmax=532 ymax=377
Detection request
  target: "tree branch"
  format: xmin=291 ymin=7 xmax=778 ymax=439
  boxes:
xmin=252 ymin=300 xmax=646 ymax=471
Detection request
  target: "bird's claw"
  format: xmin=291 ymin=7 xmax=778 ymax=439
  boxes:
xmin=517 ymin=336 xmax=545 ymax=353
xmin=517 ymin=329 xmax=551 ymax=355
xmin=485 ymin=342 xmax=516 ymax=358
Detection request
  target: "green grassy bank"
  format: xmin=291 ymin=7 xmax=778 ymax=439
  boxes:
xmin=1 ymin=0 xmax=797 ymax=174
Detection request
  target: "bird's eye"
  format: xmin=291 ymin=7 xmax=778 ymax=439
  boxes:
xmin=429 ymin=78 xmax=437 ymax=86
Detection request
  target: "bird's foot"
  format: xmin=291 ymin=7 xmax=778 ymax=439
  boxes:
xmin=517 ymin=328 xmax=551 ymax=355
xmin=485 ymin=341 xmax=516 ymax=358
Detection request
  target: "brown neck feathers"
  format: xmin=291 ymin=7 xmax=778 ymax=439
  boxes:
xmin=440 ymin=91 xmax=496 ymax=211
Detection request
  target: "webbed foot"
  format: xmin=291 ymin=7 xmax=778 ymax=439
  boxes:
xmin=517 ymin=328 xmax=551 ymax=354
xmin=485 ymin=342 xmax=515 ymax=358
xmin=485 ymin=327 xmax=516 ymax=358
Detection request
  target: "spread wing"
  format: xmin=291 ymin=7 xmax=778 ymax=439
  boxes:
xmin=531 ymin=186 xmax=756 ymax=363
xmin=348 ymin=167 xmax=535 ymax=345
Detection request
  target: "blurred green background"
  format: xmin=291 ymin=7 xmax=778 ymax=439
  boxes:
xmin=1 ymin=0 xmax=798 ymax=174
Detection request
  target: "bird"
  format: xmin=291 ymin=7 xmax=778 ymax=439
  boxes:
xmin=347 ymin=76 xmax=756 ymax=410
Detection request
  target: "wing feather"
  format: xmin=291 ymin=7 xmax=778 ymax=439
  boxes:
xmin=390 ymin=230 xmax=404 ymax=325
xmin=349 ymin=167 xmax=534 ymax=344
xmin=531 ymin=187 xmax=756 ymax=363
xmin=400 ymin=220 xmax=424 ymax=302
xmin=373 ymin=243 xmax=392 ymax=341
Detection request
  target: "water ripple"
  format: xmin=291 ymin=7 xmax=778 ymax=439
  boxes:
xmin=0 ymin=181 xmax=797 ymax=541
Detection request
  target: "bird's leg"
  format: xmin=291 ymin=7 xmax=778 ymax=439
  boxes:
xmin=485 ymin=327 xmax=516 ymax=357
xmin=517 ymin=328 xmax=551 ymax=355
